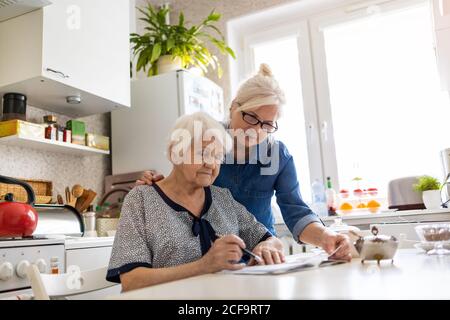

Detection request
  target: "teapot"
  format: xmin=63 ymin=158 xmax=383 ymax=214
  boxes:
xmin=0 ymin=175 xmax=38 ymax=237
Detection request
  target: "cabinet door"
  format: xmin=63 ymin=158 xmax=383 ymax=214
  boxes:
xmin=435 ymin=28 xmax=450 ymax=91
xmin=433 ymin=0 xmax=450 ymax=30
xmin=66 ymin=247 xmax=112 ymax=271
xmin=42 ymin=0 xmax=130 ymax=107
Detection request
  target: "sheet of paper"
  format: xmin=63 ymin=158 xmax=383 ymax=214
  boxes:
xmin=222 ymin=253 xmax=327 ymax=275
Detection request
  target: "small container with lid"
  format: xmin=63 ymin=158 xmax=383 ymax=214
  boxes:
xmin=57 ymin=126 xmax=64 ymax=142
xmin=43 ymin=115 xmax=57 ymax=140
xmin=353 ymin=226 xmax=399 ymax=264
xmin=2 ymin=93 xmax=27 ymax=121
xmin=50 ymin=256 xmax=60 ymax=274
xmin=63 ymin=127 xmax=72 ymax=143
xmin=83 ymin=206 xmax=97 ymax=237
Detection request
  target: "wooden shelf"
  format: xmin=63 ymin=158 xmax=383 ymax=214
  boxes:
xmin=0 ymin=135 xmax=110 ymax=156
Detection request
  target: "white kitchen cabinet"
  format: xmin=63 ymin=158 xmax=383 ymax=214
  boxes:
xmin=0 ymin=0 xmax=130 ymax=117
xmin=65 ymin=238 xmax=121 ymax=299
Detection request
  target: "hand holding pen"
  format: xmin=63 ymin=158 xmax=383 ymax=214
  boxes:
xmin=199 ymin=234 xmax=248 ymax=273
xmin=215 ymin=233 xmax=265 ymax=265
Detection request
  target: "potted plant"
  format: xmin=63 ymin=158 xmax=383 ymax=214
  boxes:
xmin=130 ymin=4 xmax=235 ymax=77
xmin=413 ymin=175 xmax=442 ymax=209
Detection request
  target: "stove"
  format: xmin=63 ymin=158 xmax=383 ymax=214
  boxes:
xmin=0 ymin=237 xmax=65 ymax=296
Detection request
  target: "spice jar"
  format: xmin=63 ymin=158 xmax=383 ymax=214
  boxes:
xmin=57 ymin=126 xmax=64 ymax=142
xmin=43 ymin=115 xmax=57 ymax=140
xmin=63 ymin=127 xmax=72 ymax=143
xmin=50 ymin=256 xmax=60 ymax=274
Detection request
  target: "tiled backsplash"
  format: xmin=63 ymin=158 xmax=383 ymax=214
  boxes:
xmin=0 ymin=105 xmax=111 ymax=203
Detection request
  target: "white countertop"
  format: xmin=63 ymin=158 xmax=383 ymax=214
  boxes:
xmin=321 ymin=208 xmax=450 ymax=227
xmin=0 ymin=238 xmax=65 ymax=248
xmin=108 ymin=249 xmax=450 ymax=300
xmin=45 ymin=235 xmax=115 ymax=250
xmin=64 ymin=236 xmax=115 ymax=250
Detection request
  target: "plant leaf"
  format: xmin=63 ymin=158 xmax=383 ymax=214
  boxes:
xmin=167 ymin=37 xmax=175 ymax=52
xmin=225 ymin=46 xmax=236 ymax=59
xmin=150 ymin=43 xmax=162 ymax=63
xmin=207 ymin=10 xmax=221 ymax=22
xmin=178 ymin=11 xmax=184 ymax=26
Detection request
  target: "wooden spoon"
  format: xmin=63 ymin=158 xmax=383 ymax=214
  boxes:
xmin=57 ymin=194 xmax=64 ymax=205
xmin=72 ymin=184 xmax=84 ymax=199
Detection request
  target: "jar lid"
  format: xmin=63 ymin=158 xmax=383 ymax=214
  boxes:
xmin=363 ymin=226 xmax=396 ymax=243
xmin=43 ymin=115 xmax=57 ymax=123
xmin=50 ymin=256 xmax=59 ymax=262
xmin=3 ymin=93 xmax=27 ymax=101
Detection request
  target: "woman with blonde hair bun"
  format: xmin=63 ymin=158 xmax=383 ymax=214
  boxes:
xmin=139 ymin=63 xmax=352 ymax=262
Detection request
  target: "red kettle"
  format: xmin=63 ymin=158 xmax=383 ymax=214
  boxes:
xmin=0 ymin=175 xmax=38 ymax=237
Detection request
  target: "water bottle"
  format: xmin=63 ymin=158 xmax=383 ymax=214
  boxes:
xmin=311 ymin=179 xmax=328 ymax=217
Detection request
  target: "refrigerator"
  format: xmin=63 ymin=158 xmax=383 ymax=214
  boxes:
xmin=111 ymin=70 xmax=225 ymax=176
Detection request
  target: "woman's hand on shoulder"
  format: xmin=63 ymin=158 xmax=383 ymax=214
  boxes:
xmin=198 ymin=234 xmax=246 ymax=273
xmin=249 ymin=237 xmax=285 ymax=266
xmin=135 ymin=170 xmax=164 ymax=186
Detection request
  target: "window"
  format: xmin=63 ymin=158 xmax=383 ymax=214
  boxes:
xmin=252 ymin=37 xmax=312 ymax=202
xmin=320 ymin=2 xmax=450 ymax=195
xmin=231 ymin=0 xmax=450 ymax=209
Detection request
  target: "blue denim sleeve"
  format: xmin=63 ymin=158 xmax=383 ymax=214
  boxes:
xmin=274 ymin=155 xmax=324 ymax=242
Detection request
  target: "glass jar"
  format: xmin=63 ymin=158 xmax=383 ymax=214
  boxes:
xmin=50 ymin=256 xmax=60 ymax=274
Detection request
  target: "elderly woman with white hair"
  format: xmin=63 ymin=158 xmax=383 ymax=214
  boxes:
xmin=139 ymin=64 xmax=352 ymax=262
xmin=107 ymin=112 xmax=284 ymax=292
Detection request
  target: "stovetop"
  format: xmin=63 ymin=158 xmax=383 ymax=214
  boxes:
xmin=0 ymin=235 xmax=48 ymax=241
xmin=0 ymin=236 xmax=65 ymax=248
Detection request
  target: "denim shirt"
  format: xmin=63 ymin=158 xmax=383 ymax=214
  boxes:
xmin=213 ymin=139 xmax=323 ymax=241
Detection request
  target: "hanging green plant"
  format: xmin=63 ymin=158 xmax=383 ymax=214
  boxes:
xmin=130 ymin=4 xmax=235 ymax=77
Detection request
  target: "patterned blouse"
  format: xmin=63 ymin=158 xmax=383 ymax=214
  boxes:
xmin=106 ymin=184 xmax=272 ymax=283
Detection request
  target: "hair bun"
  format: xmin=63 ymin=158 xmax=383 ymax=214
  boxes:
xmin=258 ymin=63 xmax=273 ymax=77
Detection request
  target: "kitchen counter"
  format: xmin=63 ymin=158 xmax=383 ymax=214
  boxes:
xmin=321 ymin=208 xmax=450 ymax=229
xmin=63 ymin=236 xmax=115 ymax=250
xmin=108 ymin=249 xmax=450 ymax=300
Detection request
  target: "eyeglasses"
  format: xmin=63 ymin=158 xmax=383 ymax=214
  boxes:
xmin=194 ymin=148 xmax=224 ymax=164
xmin=241 ymin=112 xmax=278 ymax=133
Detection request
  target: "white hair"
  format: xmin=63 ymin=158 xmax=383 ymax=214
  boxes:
xmin=167 ymin=112 xmax=232 ymax=164
xmin=232 ymin=63 xmax=286 ymax=114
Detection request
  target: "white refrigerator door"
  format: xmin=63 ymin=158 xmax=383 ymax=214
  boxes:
xmin=111 ymin=70 xmax=225 ymax=177
xmin=178 ymin=70 xmax=225 ymax=122
xmin=112 ymin=72 xmax=180 ymax=176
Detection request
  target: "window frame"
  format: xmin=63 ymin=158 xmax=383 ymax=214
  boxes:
xmin=308 ymin=0 xmax=430 ymax=191
xmin=231 ymin=0 xmax=435 ymax=194
xmin=242 ymin=21 xmax=325 ymax=192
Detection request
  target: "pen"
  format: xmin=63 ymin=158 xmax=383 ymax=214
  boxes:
xmin=215 ymin=234 xmax=264 ymax=264
xmin=327 ymin=244 xmax=344 ymax=259
xmin=242 ymin=247 xmax=264 ymax=264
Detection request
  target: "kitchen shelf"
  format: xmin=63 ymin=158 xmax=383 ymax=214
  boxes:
xmin=0 ymin=135 xmax=110 ymax=156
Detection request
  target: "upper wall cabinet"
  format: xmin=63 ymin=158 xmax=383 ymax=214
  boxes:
xmin=0 ymin=0 xmax=130 ymax=117
xmin=432 ymin=0 xmax=450 ymax=92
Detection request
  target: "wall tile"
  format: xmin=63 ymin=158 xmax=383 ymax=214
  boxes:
xmin=0 ymin=105 xmax=111 ymax=204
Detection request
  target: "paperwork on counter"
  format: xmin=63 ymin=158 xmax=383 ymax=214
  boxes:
xmin=222 ymin=253 xmax=331 ymax=275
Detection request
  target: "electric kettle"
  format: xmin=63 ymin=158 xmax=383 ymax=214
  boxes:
xmin=0 ymin=175 xmax=38 ymax=237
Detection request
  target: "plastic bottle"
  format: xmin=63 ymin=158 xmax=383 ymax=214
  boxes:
xmin=310 ymin=179 xmax=328 ymax=217
xmin=325 ymin=176 xmax=338 ymax=216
